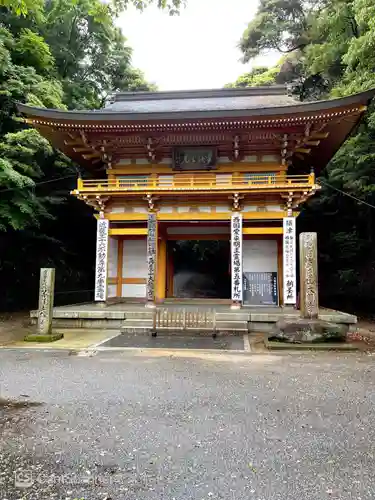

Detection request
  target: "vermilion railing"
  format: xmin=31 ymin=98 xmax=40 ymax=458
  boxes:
xmin=75 ymin=173 xmax=315 ymax=192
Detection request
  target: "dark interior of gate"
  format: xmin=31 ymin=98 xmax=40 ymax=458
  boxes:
xmin=170 ymin=240 xmax=231 ymax=299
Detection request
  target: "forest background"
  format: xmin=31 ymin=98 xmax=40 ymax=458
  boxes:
xmin=0 ymin=0 xmax=374 ymax=314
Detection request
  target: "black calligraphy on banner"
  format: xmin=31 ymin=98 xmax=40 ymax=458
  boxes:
xmin=147 ymin=213 xmax=157 ymax=302
xmin=95 ymin=219 xmax=109 ymax=301
xmin=231 ymin=213 xmax=243 ymax=302
xmin=283 ymin=217 xmax=296 ymax=304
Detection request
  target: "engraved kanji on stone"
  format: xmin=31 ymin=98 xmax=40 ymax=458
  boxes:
xmin=37 ymin=268 xmax=55 ymax=335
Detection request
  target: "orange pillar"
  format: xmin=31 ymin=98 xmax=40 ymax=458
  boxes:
xmin=156 ymin=235 xmax=167 ymax=301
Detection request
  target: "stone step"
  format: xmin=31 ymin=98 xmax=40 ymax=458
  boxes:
xmin=215 ymin=312 xmax=250 ymax=321
xmin=123 ymin=311 xmax=154 ymax=320
xmin=216 ymin=321 xmax=248 ymax=332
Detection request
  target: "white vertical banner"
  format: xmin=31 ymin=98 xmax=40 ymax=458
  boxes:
xmin=231 ymin=212 xmax=243 ymax=303
xmin=283 ymin=217 xmax=297 ymax=304
xmin=146 ymin=213 xmax=157 ymax=302
xmin=94 ymin=218 xmax=109 ymax=302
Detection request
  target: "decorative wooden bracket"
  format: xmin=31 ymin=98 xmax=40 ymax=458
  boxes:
xmin=78 ymin=194 xmax=109 ymax=213
xmin=282 ymin=191 xmax=294 ymax=216
xmin=233 ymin=135 xmax=240 ymax=160
xmin=281 ymin=134 xmax=289 ymax=166
xmin=100 ymin=140 xmax=113 ymax=169
xmin=229 ymin=192 xmax=244 ymax=211
xmin=147 ymin=137 xmax=157 ymax=162
xmin=144 ymin=194 xmax=159 ymax=211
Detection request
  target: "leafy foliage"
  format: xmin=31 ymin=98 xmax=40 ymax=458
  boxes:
xmin=235 ymin=0 xmax=375 ymax=313
xmin=0 ymin=0 xmax=166 ymax=310
xmin=225 ymin=66 xmax=279 ymax=88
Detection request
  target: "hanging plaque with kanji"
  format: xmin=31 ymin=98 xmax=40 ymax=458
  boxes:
xmin=147 ymin=213 xmax=157 ymax=302
xmin=231 ymin=213 xmax=243 ymax=303
xmin=283 ymin=217 xmax=297 ymax=304
xmin=94 ymin=218 xmax=109 ymax=302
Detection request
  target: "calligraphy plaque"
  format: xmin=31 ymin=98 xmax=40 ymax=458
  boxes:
xmin=231 ymin=213 xmax=243 ymax=303
xmin=37 ymin=268 xmax=55 ymax=335
xmin=243 ymin=272 xmax=278 ymax=306
xmin=94 ymin=218 xmax=109 ymax=302
xmin=173 ymin=147 xmax=217 ymax=171
xmin=283 ymin=217 xmax=297 ymax=305
xmin=300 ymin=232 xmax=319 ymax=319
xmin=147 ymin=213 xmax=157 ymax=302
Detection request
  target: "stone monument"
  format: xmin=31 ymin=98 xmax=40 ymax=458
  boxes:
xmin=37 ymin=268 xmax=55 ymax=335
xmin=270 ymin=232 xmax=347 ymax=343
xmin=299 ymin=232 xmax=319 ymax=319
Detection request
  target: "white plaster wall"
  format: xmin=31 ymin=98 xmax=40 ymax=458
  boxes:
xmin=243 ymin=240 xmax=278 ymax=273
xmin=107 ymin=285 xmax=117 ymax=298
xmin=159 ymin=206 xmax=174 ymax=213
xmin=242 ymin=205 xmax=257 ymax=212
xmin=242 ymin=204 xmax=283 ymax=212
xmin=268 ymin=205 xmax=283 ymax=212
xmin=218 ymin=156 xmax=230 ymax=163
xmin=167 ymin=226 xmax=229 ymax=235
xmin=123 ymin=239 xmax=147 ymax=279
xmin=107 ymin=237 xmax=118 ymax=278
xmin=261 ymin=154 xmax=279 ymax=163
xmin=136 ymin=206 xmax=148 ymax=213
xmin=122 ymin=284 xmax=146 ymax=298
xmin=216 ymin=174 xmax=232 ymax=184
xmin=244 ymin=155 xmax=257 ymax=162
xmin=158 ymin=175 xmax=173 ymax=187
xmin=111 ymin=206 xmax=125 ymax=213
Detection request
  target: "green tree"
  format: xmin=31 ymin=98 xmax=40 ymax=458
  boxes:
xmin=0 ymin=0 xmax=166 ymax=310
xmin=226 ymin=66 xmax=279 ymax=88
xmin=236 ymin=0 xmax=375 ymax=313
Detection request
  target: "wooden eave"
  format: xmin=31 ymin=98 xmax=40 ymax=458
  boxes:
xmin=17 ymin=88 xmax=375 ymax=174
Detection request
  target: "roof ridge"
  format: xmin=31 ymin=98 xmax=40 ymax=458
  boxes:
xmin=110 ymin=86 xmax=288 ymax=103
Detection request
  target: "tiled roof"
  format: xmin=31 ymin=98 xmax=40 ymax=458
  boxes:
xmin=104 ymin=87 xmax=298 ymax=113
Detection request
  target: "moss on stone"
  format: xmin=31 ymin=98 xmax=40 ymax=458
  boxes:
xmin=265 ymin=339 xmax=358 ymax=351
xmin=24 ymin=333 xmax=64 ymax=342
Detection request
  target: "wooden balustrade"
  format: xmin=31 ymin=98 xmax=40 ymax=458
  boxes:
xmin=75 ymin=173 xmax=315 ymax=193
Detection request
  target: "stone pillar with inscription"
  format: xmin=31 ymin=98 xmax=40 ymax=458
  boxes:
xmin=37 ymin=268 xmax=55 ymax=335
xmin=299 ymin=232 xmax=319 ymax=319
xmin=94 ymin=216 xmax=109 ymax=304
xmin=231 ymin=212 xmax=243 ymax=309
xmin=283 ymin=217 xmax=297 ymax=307
xmin=146 ymin=213 xmax=157 ymax=307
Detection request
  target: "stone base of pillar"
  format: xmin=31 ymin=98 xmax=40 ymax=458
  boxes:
xmin=231 ymin=301 xmax=242 ymax=310
xmin=145 ymin=301 xmax=156 ymax=309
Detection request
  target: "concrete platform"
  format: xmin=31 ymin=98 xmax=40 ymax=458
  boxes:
xmin=30 ymin=301 xmax=358 ymax=334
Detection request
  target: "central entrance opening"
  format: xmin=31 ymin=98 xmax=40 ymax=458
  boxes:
xmin=169 ymin=240 xmax=231 ymax=299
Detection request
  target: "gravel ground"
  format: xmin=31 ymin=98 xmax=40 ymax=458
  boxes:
xmin=1 ymin=349 xmax=375 ymax=500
